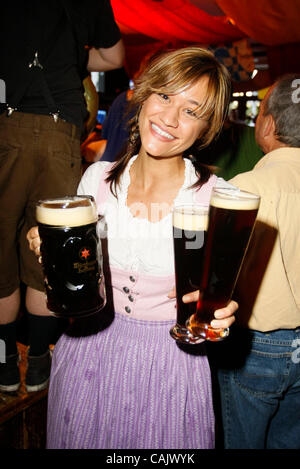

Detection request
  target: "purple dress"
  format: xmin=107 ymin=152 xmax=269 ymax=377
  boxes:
xmin=46 ymin=159 xmax=216 ymax=449
xmin=47 ymin=314 xmax=214 ymax=448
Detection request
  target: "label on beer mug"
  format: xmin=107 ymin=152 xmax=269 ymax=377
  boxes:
xmin=73 ymin=246 xmax=97 ymax=274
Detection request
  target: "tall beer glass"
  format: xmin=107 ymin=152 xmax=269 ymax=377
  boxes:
xmin=36 ymin=196 xmax=106 ymax=318
xmin=186 ymin=188 xmax=260 ymax=341
xmin=170 ymin=204 xmax=208 ymax=343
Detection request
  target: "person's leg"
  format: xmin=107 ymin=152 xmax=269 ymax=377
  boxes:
xmin=0 ymin=113 xmax=29 ymax=391
xmin=0 ymin=289 xmax=21 ymax=391
xmin=266 ymin=380 xmax=300 ymax=448
xmin=217 ymin=328 xmax=289 ymax=449
xmin=0 ymin=289 xmax=20 ymax=325
xmin=26 ymin=287 xmax=60 ymax=354
xmin=266 ymin=329 xmax=300 ymax=449
xmin=19 ymin=114 xmax=82 ymax=391
xmin=218 ymin=365 xmax=279 ymax=448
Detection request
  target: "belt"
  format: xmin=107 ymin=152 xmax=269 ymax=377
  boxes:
xmin=0 ymin=110 xmax=81 ymax=139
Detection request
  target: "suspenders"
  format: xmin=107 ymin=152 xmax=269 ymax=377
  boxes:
xmin=6 ymin=2 xmax=83 ymax=122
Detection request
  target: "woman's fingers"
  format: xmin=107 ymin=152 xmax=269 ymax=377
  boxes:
xmin=26 ymin=226 xmax=41 ymax=257
xmin=182 ymin=291 xmax=238 ymax=329
xmin=167 ymin=286 xmax=176 ymax=299
xmin=210 ymin=300 xmax=238 ymax=329
xmin=214 ymin=300 xmax=239 ymax=319
xmin=182 ymin=290 xmax=200 ymax=303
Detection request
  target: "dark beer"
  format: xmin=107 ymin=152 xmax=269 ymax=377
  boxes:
xmin=36 ymin=196 xmax=106 ymax=318
xmin=187 ymin=189 xmax=260 ymax=341
xmin=170 ymin=205 xmax=208 ymax=343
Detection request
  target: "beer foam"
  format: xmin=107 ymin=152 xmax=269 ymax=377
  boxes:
xmin=210 ymin=189 xmax=260 ymax=211
xmin=36 ymin=198 xmax=98 ymax=227
xmin=173 ymin=208 xmax=208 ymax=231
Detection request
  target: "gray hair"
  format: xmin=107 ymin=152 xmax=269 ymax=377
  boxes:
xmin=264 ymin=73 xmax=300 ymax=147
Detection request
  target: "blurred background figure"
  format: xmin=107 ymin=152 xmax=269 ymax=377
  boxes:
xmin=81 ymin=86 xmax=135 ymax=163
xmin=81 ymin=49 xmax=163 ymax=164
xmin=199 ymin=115 xmax=264 ymax=180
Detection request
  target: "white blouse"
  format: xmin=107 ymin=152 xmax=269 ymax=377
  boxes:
xmin=78 ymin=155 xmax=232 ymax=277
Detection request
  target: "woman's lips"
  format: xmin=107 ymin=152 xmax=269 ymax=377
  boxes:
xmin=150 ymin=122 xmax=176 ymax=141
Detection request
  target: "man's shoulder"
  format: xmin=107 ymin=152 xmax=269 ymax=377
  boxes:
xmin=229 ymin=168 xmax=262 ymax=194
xmin=230 ymin=147 xmax=300 ymax=194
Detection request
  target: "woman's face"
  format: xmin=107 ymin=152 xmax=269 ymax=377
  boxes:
xmin=138 ymin=75 xmax=210 ymax=160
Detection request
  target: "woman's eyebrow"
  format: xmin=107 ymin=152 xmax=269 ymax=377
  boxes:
xmin=187 ymin=98 xmax=201 ymax=106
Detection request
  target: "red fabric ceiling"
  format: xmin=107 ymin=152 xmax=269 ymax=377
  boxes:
xmin=111 ymin=0 xmax=245 ymax=44
xmin=111 ymin=0 xmax=300 ymax=46
xmin=110 ymin=0 xmax=300 ymax=83
xmin=217 ymin=0 xmax=300 ymax=46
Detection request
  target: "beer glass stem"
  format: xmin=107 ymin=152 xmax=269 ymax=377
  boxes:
xmin=169 ymin=323 xmax=204 ymax=344
xmin=186 ymin=315 xmax=229 ymax=342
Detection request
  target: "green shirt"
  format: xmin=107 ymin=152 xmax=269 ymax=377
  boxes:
xmin=200 ymin=122 xmax=264 ymax=180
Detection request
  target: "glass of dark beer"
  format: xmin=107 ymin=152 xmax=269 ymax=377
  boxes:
xmin=36 ymin=196 xmax=106 ymax=318
xmin=186 ymin=187 xmax=260 ymax=341
xmin=170 ymin=204 xmax=208 ymax=343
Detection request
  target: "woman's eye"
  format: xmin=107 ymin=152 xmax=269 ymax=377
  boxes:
xmin=158 ymin=93 xmax=169 ymax=101
xmin=185 ymin=109 xmax=198 ymax=118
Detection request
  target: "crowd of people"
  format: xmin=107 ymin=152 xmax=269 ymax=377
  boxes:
xmin=1 ymin=0 xmax=299 ymax=451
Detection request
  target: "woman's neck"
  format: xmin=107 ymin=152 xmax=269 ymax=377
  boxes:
xmin=131 ymin=151 xmax=185 ymax=192
xmin=126 ymin=152 xmax=186 ymax=222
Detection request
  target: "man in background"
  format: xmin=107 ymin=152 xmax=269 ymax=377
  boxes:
xmin=216 ymin=74 xmax=300 ymax=449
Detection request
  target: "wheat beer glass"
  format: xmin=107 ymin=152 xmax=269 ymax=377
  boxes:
xmin=186 ymin=188 xmax=260 ymax=341
xmin=170 ymin=204 xmax=208 ymax=343
xmin=36 ymin=196 xmax=106 ymax=318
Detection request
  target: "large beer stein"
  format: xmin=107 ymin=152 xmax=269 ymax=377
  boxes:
xmin=186 ymin=187 xmax=260 ymax=341
xmin=36 ymin=196 xmax=106 ymax=318
xmin=170 ymin=204 xmax=208 ymax=343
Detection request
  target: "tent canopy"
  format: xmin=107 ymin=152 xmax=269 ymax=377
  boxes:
xmin=110 ymin=0 xmax=300 ymax=85
xmin=112 ymin=0 xmax=300 ymax=45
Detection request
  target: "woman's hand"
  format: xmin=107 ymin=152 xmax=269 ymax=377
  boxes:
xmin=26 ymin=226 xmax=42 ymax=261
xmin=182 ymin=290 xmax=237 ymax=329
xmin=167 ymin=287 xmax=237 ymax=330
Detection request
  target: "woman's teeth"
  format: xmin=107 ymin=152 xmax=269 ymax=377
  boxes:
xmin=151 ymin=123 xmax=174 ymax=140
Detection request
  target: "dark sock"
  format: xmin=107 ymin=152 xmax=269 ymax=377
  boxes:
xmin=28 ymin=314 xmax=60 ymax=356
xmin=0 ymin=321 xmax=18 ymax=356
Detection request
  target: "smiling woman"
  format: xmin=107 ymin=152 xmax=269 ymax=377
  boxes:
xmin=106 ymin=47 xmax=231 ymax=194
xmin=27 ymin=46 xmax=238 ymax=450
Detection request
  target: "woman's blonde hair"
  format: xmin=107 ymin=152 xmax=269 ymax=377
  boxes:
xmin=107 ymin=47 xmax=232 ymax=193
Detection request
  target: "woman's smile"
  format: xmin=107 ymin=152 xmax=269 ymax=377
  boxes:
xmin=150 ymin=122 xmax=176 ymax=141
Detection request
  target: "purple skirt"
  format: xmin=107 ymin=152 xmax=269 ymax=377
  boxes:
xmin=47 ymin=312 xmax=215 ymax=449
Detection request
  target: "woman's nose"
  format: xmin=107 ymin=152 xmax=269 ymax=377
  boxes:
xmin=160 ymin=106 xmax=179 ymax=127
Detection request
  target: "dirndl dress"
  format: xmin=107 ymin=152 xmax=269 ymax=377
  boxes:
xmin=46 ymin=157 xmax=218 ymax=449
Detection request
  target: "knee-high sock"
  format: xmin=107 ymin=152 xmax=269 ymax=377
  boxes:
xmin=0 ymin=321 xmax=18 ymax=356
xmin=27 ymin=314 xmax=60 ymax=356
